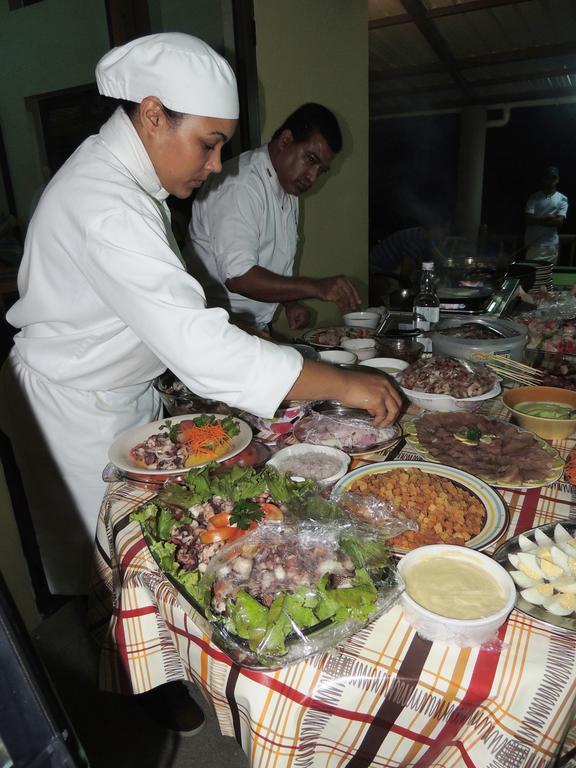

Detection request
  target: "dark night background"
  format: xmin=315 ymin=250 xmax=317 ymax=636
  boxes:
xmin=370 ymin=102 xmax=576 ymax=261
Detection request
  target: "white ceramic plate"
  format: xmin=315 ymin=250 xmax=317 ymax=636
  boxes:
xmin=108 ymin=414 xmax=252 ymax=476
xmin=404 ymin=415 xmax=564 ymax=489
xmin=493 ymin=522 xmax=576 ymax=633
xmin=332 ymin=460 xmax=509 ymax=553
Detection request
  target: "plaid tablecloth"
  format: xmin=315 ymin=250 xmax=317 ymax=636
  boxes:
xmin=89 ymin=397 xmax=576 ymax=767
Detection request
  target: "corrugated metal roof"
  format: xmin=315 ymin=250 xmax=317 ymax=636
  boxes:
xmin=369 ymin=0 xmax=576 ymax=117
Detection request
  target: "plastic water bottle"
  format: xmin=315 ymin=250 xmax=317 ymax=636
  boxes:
xmin=413 ymin=262 xmax=440 ymax=352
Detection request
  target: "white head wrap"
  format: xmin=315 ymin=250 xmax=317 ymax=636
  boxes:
xmin=95 ymin=32 xmax=239 ymax=119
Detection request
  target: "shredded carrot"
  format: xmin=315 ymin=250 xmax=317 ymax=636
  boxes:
xmin=180 ymin=423 xmax=233 ymax=465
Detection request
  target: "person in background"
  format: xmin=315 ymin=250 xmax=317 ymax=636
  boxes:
xmin=524 ymin=166 xmax=568 ymax=264
xmin=184 ymin=103 xmax=361 ymax=331
xmin=369 ymin=220 xmax=447 ymax=280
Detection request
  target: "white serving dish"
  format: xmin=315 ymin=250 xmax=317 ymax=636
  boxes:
xmin=318 ymin=349 xmax=358 ymax=366
xmin=397 ymin=544 xmax=516 ymax=646
xmin=343 ymin=311 xmax=381 ymax=329
xmin=359 ymin=357 xmax=409 ymax=377
xmin=341 ymin=337 xmax=377 ymax=361
xmin=266 ymin=443 xmax=350 ymax=486
xmin=400 ymin=381 xmax=501 ymax=412
xmin=108 ymin=414 xmax=252 ymax=476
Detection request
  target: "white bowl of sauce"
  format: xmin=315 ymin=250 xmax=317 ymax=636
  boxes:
xmin=266 ymin=443 xmax=350 ymax=486
xmin=397 ymin=545 xmax=516 ymax=646
xmin=358 ymin=357 xmax=409 ymax=377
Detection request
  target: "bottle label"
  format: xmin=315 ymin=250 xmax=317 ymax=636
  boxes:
xmin=415 ymin=306 xmax=440 ymax=324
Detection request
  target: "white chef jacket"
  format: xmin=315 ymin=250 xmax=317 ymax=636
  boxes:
xmin=0 ymin=108 xmax=302 ymax=594
xmin=184 ymin=145 xmax=299 ymax=328
xmin=525 ymin=190 xmax=568 ymax=249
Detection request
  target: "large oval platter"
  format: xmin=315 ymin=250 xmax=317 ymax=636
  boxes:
xmin=109 ymin=413 xmax=252 ymax=477
xmin=404 ymin=416 xmax=564 ymax=490
xmin=493 ymin=522 xmax=576 ymax=633
xmin=332 ymin=460 xmax=509 ymax=553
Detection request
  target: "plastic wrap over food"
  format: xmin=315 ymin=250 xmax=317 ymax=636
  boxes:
xmin=330 ymin=490 xmax=419 ymax=539
xmin=515 ymin=293 xmax=576 ymax=355
xmin=294 ymin=411 xmax=399 ymax=453
xmin=200 ymin=521 xmax=404 ymax=669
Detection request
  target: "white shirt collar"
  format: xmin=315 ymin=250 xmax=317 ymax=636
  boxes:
xmin=99 ymin=108 xmax=169 ymax=202
xmin=262 ymin=144 xmax=294 ymax=210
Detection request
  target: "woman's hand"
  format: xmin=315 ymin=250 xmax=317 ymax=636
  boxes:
xmin=286 ymin=361 xmax=403 ymax=426
xmin=337 ymin=370 xmax=403 ymax=426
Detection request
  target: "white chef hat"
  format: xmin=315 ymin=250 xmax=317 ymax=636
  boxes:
xmin=95 ymin=32 xmax=239 ymax=119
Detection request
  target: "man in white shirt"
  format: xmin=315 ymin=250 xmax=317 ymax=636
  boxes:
xmin=524 ymin=166 xmax=568 ymax=263
xmin=185 ymin=103 xmax=361 ymax=330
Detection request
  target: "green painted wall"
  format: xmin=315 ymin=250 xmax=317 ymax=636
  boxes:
xmin=253 ymin=0 xmax=369 ymax=335
xmin=0 ymin=0 xmax=110 ymax=221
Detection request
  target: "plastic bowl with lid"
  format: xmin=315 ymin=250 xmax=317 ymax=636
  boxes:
xmin=400 ymin=381 xmax=501 ymax=413
xmin=397 ymin=544 xmax=516 ymax=646
xmin=502 ymin=386 xmax=576 ymax=439
xmin=266 ymin=443 xmax=350 ymax=486
xmin=341 ymin=337 xmax=377 ymax=361
xmin=430 ymin=316 xmax=527 ymax=363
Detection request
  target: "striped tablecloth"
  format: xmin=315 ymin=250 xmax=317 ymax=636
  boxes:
xmin=89 ymin=397 xmax=576 ymax=767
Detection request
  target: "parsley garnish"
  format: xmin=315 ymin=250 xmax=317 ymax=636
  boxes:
xmin=159 ymin=420 xmax=181 ymax=443
xmin=229 ymin=499 xmax=264 ymax=530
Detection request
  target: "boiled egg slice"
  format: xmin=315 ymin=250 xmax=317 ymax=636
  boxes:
xmin=517 ymin=533 xmax=537 ymax=552
xmin=521 ymin=584 xmax=554 ymax=605
xmin=542 ymin=594 xmax=576 ymax=616
xmin=550 ymin=576 xmax=576 ymax=595
xmin=516 ymin=552 xmax=546 ymax=580
xmin=534 ymin=529 xmax=554 ymax=549
xmin=553 ymin=524 xmax=573 ymax=544
xmin=539 ymin=559 xmax=564 ymax=580
xmin=550 ymin=546 xmax=570 ymax=571
xmin=510 ymin=570 xmax=541 ymax=589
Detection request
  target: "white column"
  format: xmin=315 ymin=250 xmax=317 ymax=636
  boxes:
xmin=456 ymin=105 xmax=487 ymax=246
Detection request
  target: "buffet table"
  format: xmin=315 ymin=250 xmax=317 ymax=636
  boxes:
xmin=89 ymin=396 xmax=576 ymax=767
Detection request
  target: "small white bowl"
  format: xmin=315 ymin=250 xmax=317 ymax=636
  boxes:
xmin=359 ymin=357 xmax=409 ymax=377
xmin=341 ymin=338 xmax=377 ymax=361
xmin=343 ymin=311 xmax=381 ymax=329
xmin=318 ymin=349 xmax=358 ymax=366
xmin=266 ymin=443 xmax=350 ymax=486
xmin=397 ymin=545 xmax=516 ymax=646
xmin=400 ymin=381 xmax=501 ymax=412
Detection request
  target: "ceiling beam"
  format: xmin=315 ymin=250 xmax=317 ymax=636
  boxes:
xmin=372 ymin=84 xmax=576 ymax=116
xmin=398 ymin=0 xmax=472 ymax=99
xmin=369 ymin=0 xmax=531 ymax=29
xmin=371 ymin=42 xmax=576 ymax=82
xmin=372 ymin=64 xmax=576 ymax=97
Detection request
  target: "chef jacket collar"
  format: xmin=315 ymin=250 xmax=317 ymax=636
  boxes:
xmin=263 ymin=145 xmax=295 ymax=210
xmin=100 ymin=107 xmax=169 ymax=202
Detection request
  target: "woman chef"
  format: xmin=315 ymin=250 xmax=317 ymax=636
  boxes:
xmin=0 ymin=33 xmax=401 ymax=595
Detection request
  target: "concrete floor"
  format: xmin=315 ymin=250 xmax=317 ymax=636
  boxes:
xmin=32 ymin=599 xmax=248 ymax=768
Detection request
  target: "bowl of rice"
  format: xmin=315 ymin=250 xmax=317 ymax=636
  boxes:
xmin=267 ymin=443 xmax=350 ymax=486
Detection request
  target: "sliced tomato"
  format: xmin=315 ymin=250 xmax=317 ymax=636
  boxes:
xmin=259 ymin=502 xmax=283 ymax=521
xmin=209 ymin=512 xmax=232 ymax=528
xmin=199 ymin=527 xmax=236 ymax=545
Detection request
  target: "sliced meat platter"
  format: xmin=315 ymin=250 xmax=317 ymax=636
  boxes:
xmin=411 ymin=412 xmax=557 ymax=486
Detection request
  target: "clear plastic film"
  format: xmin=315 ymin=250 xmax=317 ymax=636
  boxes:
xmin=201 ymin=520 xmax=405 ymax=669
xmin=294 ymin=411 xmax=399 ymax=453
xmin=330 ymin=490 xmax=419 ymax=539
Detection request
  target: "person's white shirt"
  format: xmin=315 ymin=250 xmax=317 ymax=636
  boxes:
xmin=525 ymin=190 xmax=568 ymax=248
xmin=0 ymin=109 xmax=302 ymax=593
xmin=185 ymin=145 xmax=298 ymax=328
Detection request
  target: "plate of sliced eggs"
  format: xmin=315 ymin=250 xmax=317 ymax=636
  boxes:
xmin=493 ymin=522 xmax=576 ymax=632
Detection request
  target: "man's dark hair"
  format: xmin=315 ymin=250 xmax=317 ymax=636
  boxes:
xmin=272 ymin=103 xmax=342 ymax=153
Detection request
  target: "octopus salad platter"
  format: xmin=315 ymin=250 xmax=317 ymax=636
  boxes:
xmin=404 ymin=412 xmax=564 ymax=489
xmin=130 ymin=465 xmax=404 ymax=668
xmin=302 ymin=326 xmax=374 ymax=349
xmin=108 ymin=414 xmax=252 ymax=477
